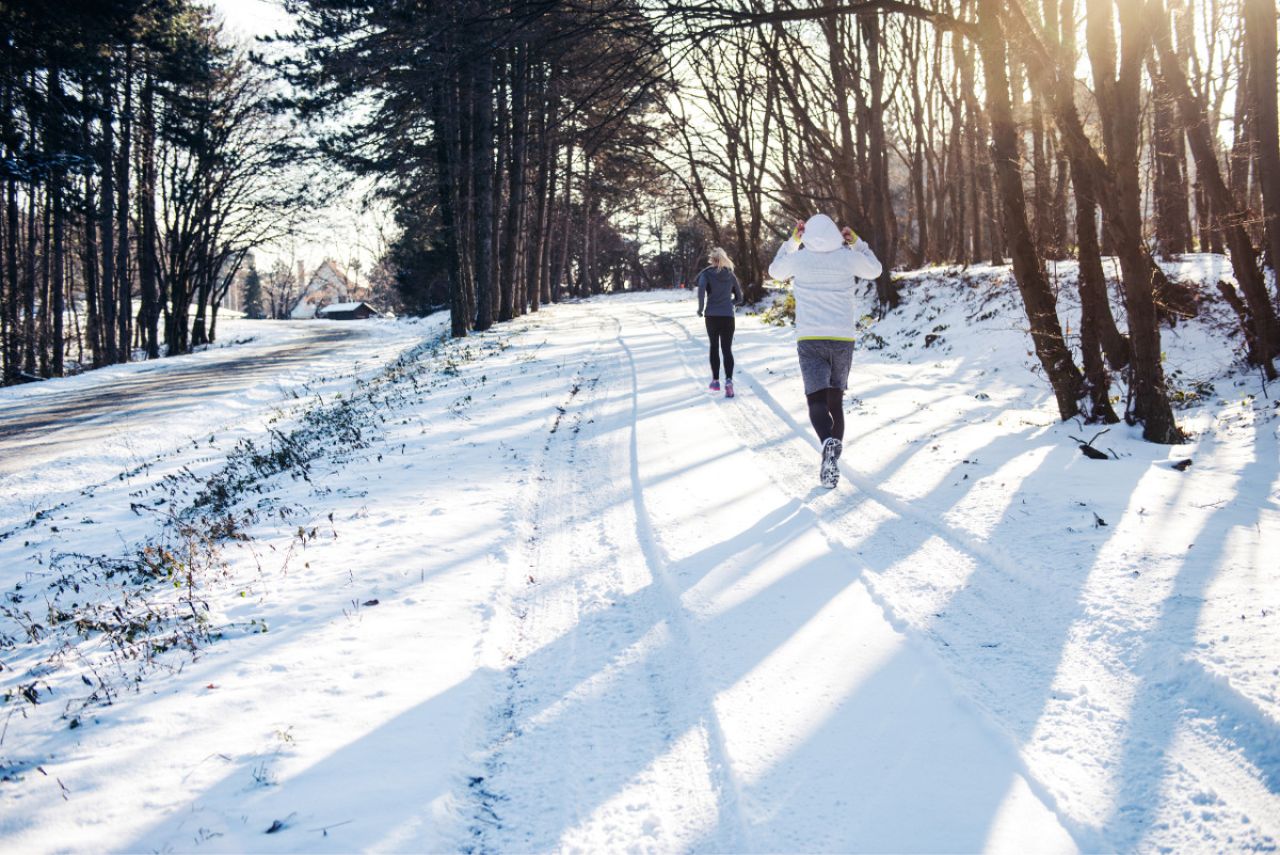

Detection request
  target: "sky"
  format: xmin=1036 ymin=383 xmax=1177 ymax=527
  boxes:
xmin=207 ymin=0 xmax=293 ymax=38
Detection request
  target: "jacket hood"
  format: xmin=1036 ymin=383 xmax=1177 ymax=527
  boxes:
xmin=803 ymin=213 xmax=843 ymax=252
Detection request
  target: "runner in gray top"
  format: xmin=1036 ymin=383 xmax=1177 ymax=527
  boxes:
xmin=695 ymin=247 xmax=744 ymax=397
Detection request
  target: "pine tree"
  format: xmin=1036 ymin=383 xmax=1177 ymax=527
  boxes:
xmin=242 ymin=263 xmax=265 ymax=320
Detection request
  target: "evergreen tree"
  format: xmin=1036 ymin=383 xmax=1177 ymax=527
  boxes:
xmin=241 ymin=261 xmax=265 ymax=319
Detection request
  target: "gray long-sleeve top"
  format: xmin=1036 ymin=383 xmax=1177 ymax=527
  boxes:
xmin=696 ymin=266 xmax=743 ymax=316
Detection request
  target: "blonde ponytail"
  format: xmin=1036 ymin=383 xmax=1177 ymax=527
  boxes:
xmin=708 ymin=247 xmax=735 ymax=271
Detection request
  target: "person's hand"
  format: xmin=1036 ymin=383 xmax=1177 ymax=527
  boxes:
xmin=697 ymin=310 xmax=703 ymax=317
xmin=842 ymin=226 xmax=858 ymax=244
xmin=792 ymin=219 xmax=805 ymax=241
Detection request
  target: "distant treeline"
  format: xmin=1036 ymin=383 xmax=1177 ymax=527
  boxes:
xmin=0 ymin=0 xmax=299 ymax=384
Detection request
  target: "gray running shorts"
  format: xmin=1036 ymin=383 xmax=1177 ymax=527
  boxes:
xmin=797 ymin=339 xmax=855 ymax=395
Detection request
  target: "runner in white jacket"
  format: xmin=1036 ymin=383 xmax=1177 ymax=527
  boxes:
xmin=768 ymin=213 xmax=882 ymax=488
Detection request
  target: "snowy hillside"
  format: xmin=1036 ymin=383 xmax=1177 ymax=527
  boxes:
xmin=0 ymin=265 xmax=1277 ymax=853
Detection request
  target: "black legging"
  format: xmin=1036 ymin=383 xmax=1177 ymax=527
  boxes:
xmin=705 ymin=315 xmax=735 ymax=380
xmin=806 ymin=388 xmax=844 ymax=442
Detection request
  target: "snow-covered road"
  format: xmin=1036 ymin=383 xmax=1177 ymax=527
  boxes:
xmin=470 ymin=301 xmax=1073 ymax=851
xmin=1 ymin=288 xmax=1276 ymax=853
xmin=0 ymin=325 xmax=365 ymax=473
xmin=0 ymin=318 xmax=429 ymax=532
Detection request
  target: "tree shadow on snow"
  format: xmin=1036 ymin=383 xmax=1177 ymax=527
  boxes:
xmin=1091 ymin=414 xmax=1280 ymax=849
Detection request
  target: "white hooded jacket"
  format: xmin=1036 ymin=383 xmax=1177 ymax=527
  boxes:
xmin=768 ymin=214 xmax=883 ymax=341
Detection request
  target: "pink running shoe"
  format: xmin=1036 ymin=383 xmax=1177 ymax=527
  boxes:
xmin=725 ymin=379 xmax=735 ymax=398
xmin=709 ymin=380 xmax=721 ymax=391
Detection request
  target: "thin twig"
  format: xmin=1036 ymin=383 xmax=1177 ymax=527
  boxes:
xmin=308 ymin=819 xmax=354 ymax=835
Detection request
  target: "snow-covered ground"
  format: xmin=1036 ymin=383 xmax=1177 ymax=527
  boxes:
xmin=0 ymin=318 xmax=431 ymax=532
xmin=0 ymin=266 xmax=1276 ymax=853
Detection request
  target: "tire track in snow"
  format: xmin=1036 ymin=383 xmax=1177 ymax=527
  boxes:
xmin=465 ymin=311 xmax=738 ymax=852
xmin=615 ymin=316 xmax=751 ymax=852
xmin=468 ymin=409 xmax=594 ymax=848
xmin=464 ymin=317 xmax=614 ymax=852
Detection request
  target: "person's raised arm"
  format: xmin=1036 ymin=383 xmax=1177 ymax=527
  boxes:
xmin=840 ymin=227 xmax=883 ymax=280
xmin=768 ymin=220 xmax=805 ymax=280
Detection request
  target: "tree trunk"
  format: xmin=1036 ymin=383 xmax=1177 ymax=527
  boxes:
xmin=1072 ymin=156 xmax=1122 ymax=423
xmin=1004 ymin=0 xmax=1183 ymax=440
xmin=1 ymin=71 xmax=14 ymax=383
xmin=435 ymin=74 xmax=469 ymax=338
xmin=581 ymin=157 xmax=594 ymax=295
xmin=861 ymin=10 xmax=899 ymax=309
xmin=1153 ymin=11 xmax=1279 ymax=376
xmin=823 ymin=7 xmax=861 ymax=234
xmin=2 ymin=176 xmax=15 ymax=383
xmin=78 ymin=81 xmax=103 ymax=367
xmin=473 ymin=56 xmax=496 ymax=332
xmin=908 ymin=23 xmax=929 ymax=265
xmin=978 ymin=0 xmax=1083 ymax=421
xmin=1148 ymin=56 xmax=1192 ymax=255
xmin=949 ymin=31 xmax=968 ymax=265
xmin=1098 ymin=0 xmax=1184 ymax=439
xmin=981 ymin=121 xmax=1002 ymax=264
xmin=51 ymin=173 xmax=65 ymax=379
xmin=24 ymin=175 xmax=36 ymax=375
xmin=551 ymin=143 xmax=574 ymax=303
xmin=83 ymin=176 xmax=103 ymax=368
xmin=139 ymin=61 xmax=160 ymax=359
xmin=491 ymin=65 xmax=506 ymax=318
xmin=452 ymin=63 xmax=476 ymax=324
xmin=1229 ymin=40 xmax=1252 ymax=230
xmin=1031 ymin=96 xmax=1050 ymax=257
xmin=116 ymin=43 xmax=134 ymax=362
xmin=44 ymin=66 xmax=64 ymax=376
xmin=1244 ymin=0 xmax=1280 ymax=276
xmin=99 ymin=73 xmax=117 ymax=364
xmin=1218 ymin=280 xmax=1265 ymax=365
xmin=527 ymin=67 xmax=550 ymax=314
xmin=966 ymin=97 xmax=983 ymax=264
xmin=191 ymin=269 xmax=211 ymax=348
xmin=1072 ymin=157 xmax=1131 ymax=371
xmin=39 ymin=189 xmax=51 ymax=376
xmin=500 ymin=47 xmax=529 ymax=323
xmin=542 ymin=127 xmax=560 ymax=306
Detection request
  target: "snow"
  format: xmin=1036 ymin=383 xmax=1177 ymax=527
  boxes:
xmin=0 ymin=264 xmax=1277 ymax=853
xmin=0 ymin=317 xmax=430 ymax=535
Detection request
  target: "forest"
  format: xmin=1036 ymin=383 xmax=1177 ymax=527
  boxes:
xmin=1 ymin=0 xmax=1278 ymax=445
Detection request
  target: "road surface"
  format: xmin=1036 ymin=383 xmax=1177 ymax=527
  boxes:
xmin=0 ymin=321 xmax=427 ymax=533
